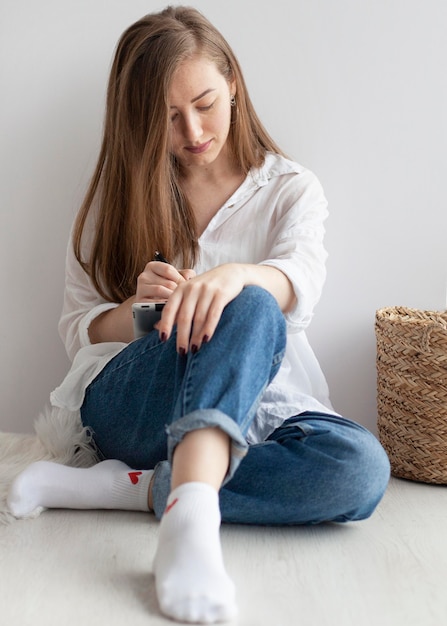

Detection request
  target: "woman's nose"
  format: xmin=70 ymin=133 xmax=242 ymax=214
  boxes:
xmin=182 ymin=112 xmax=202 ymax=142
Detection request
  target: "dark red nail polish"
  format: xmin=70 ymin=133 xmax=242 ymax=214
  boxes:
xmin=202 ymin=335 xmax=209 ymax=344
xmin=161 ymin=332 xmax=167 ymax=342
xmin=191 ymin=344 xmax=198 ymax=354
xmin=179 ymin=347 xmax=186 ymax=356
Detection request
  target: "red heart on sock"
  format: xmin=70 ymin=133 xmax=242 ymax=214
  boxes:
xmin=128 ymin=471 xmax=143 ymax=485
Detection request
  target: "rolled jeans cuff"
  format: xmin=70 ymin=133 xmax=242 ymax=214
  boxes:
xmin=166 ymin=408 xmax=248 ymax=479
xmin=152 ymin=409 xmax=248 ymax=519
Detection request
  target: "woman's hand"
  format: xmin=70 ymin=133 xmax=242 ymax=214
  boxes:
xmin=156 ymin=264 xmax=248 ymax=354
xmin=136 ymin=260 xmax=196 ymax=302
xmin=89 ymin=261 xmax=294 ymax=348
xmin=88 ymin=261 xmax=195 ymax=345
xmin=157 ymin=262 xmax=296 ymax=354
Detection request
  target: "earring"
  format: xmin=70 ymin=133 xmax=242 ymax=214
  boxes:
xmin=230 ymin=95 xmax=236 ymax=107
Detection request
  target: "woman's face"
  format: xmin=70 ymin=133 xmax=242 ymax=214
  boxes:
xmin=168 ymin=55 xmax=235 ymax=172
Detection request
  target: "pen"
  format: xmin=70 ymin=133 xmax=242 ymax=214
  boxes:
xmin=153 ymin=251 xmax=170 ymax=264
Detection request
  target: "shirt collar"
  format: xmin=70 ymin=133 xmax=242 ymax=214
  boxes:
xmin=222 ymin=152 xmax=302 ymax=209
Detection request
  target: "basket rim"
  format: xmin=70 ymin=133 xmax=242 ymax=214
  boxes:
xmin=376 ymin=306 xmax=447 ymax=328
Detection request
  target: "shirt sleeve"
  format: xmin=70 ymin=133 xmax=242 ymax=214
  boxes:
xmin=259 ymin=168 xmax=328 ymax=333
xmin=58 ymin=228 xmax=119 ymax=362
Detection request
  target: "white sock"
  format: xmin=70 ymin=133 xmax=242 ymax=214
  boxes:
xmin=7 ymin=459 xmax=153 ymax=518
xmin=153 ymin=482 xmax=237 ymax=624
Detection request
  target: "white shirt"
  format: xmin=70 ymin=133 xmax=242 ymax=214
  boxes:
xmin=51 ymin=153 xmax=336 ymax=443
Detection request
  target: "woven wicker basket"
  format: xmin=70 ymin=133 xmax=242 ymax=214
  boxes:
xmin=376 ymin=306 xmax=447 ymax=483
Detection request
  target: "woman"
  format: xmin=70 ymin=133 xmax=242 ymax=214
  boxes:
xmin=8 ymin=6 xmax=390 ymax=624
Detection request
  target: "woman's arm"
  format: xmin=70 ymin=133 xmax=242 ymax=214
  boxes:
xmin=157 ymin=262 xmax=295 ymax=355
xmin=70 ymin=168 xmax=325 ymax=354
xmin=89 ymin=261 xmax=292 ymax=349
xmin=88 ymin=261 xmax=196 ymax=344
xmin=237 ymin=263 xmax=296 ymax=313
xmin=87 ymin=296 xmax=135 ymax=344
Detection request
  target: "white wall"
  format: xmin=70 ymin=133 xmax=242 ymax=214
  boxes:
xmin=1 ymin=0 xmax=446 ymax=434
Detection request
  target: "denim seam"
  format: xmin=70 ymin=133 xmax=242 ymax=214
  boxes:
xmin=87 ymin=336 xmax=165 ymax=390
xmin=181 ymin=350 xmax=198 ymax=416
xmin=237 ymin=347 xmax=284 ymax=433
xmin=272 ymin=348 xmax=285 ymax=367
xmin=177 ymin=346 xmax=286 ymax=436
xmin=239 ymin=383 xmax=268 ymax=435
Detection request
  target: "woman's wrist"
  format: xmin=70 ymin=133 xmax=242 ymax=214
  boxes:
xmin=237 ymin=263 xmax=296 ymax=313
xmin=88 ymin=296 xmax=135 ymax=344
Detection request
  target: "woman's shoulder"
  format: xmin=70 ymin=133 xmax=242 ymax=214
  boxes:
xmin=256 ymin=152 xmax=318 ymax=184
xmin=253 ymin=152 xmax=323 ymax=197
xmin=262 ymin=152 xmax=303 ymax=174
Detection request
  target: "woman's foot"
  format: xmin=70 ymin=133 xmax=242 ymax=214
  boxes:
xmin=7 ymin=459 xmax=153 ymax=518
xmin=153 ymin=482 xmax=237 ymax=623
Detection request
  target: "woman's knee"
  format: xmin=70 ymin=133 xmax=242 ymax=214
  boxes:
xmin=222 ymin=286 xmax=286 ymax=349
xmin=338 ymin=426 xmax=390 ymax=521
xmin=232 ymin=285 xmax=282 ymax=318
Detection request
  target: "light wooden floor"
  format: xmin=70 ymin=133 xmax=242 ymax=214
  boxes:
xmin=1 ymin=477 xmax=446 ymax=626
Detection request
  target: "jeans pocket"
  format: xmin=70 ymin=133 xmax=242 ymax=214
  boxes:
xmin=268 ymin=418 xmax=331 ymax=444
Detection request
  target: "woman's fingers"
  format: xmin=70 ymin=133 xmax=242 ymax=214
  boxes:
xmin=188 ymin=291 xmax=227 ymax=351
xmin=157 ymin=280 xmax=201 ymax=353
xmin=135 ymin=261 xmax=186 ymax=301
xmin=179 ymin=268 xmax=196 ymax=281
xmin=157 ymin=265 xmax=245 ymax=354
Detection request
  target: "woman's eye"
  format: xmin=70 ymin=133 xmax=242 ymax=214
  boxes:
xmin=170 ymin=101 xmax=215 ymax=122
xmin=197 ymin=102 xmax=214 ymax=112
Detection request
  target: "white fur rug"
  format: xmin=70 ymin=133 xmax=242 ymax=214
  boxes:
xmin=0 ymin=406 xmax=98 ymax=524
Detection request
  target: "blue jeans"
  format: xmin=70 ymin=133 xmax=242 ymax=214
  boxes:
xmin=81 ymin=286 xmax=390 ymax=525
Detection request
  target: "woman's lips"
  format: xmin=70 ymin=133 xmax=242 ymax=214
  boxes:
xmin=185 ymin=140 xmax=212 ymax=154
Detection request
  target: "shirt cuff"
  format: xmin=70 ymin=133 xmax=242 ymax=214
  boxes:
xmin=78 ymin=302 xmax=120 ymax=348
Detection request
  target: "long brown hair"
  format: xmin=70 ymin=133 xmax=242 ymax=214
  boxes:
xmin=73 ymin=5 xmax=285 ymax=302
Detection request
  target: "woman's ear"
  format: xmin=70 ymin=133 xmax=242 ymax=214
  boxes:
xmin=229 ymin=77 xmax=236 ymax=98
